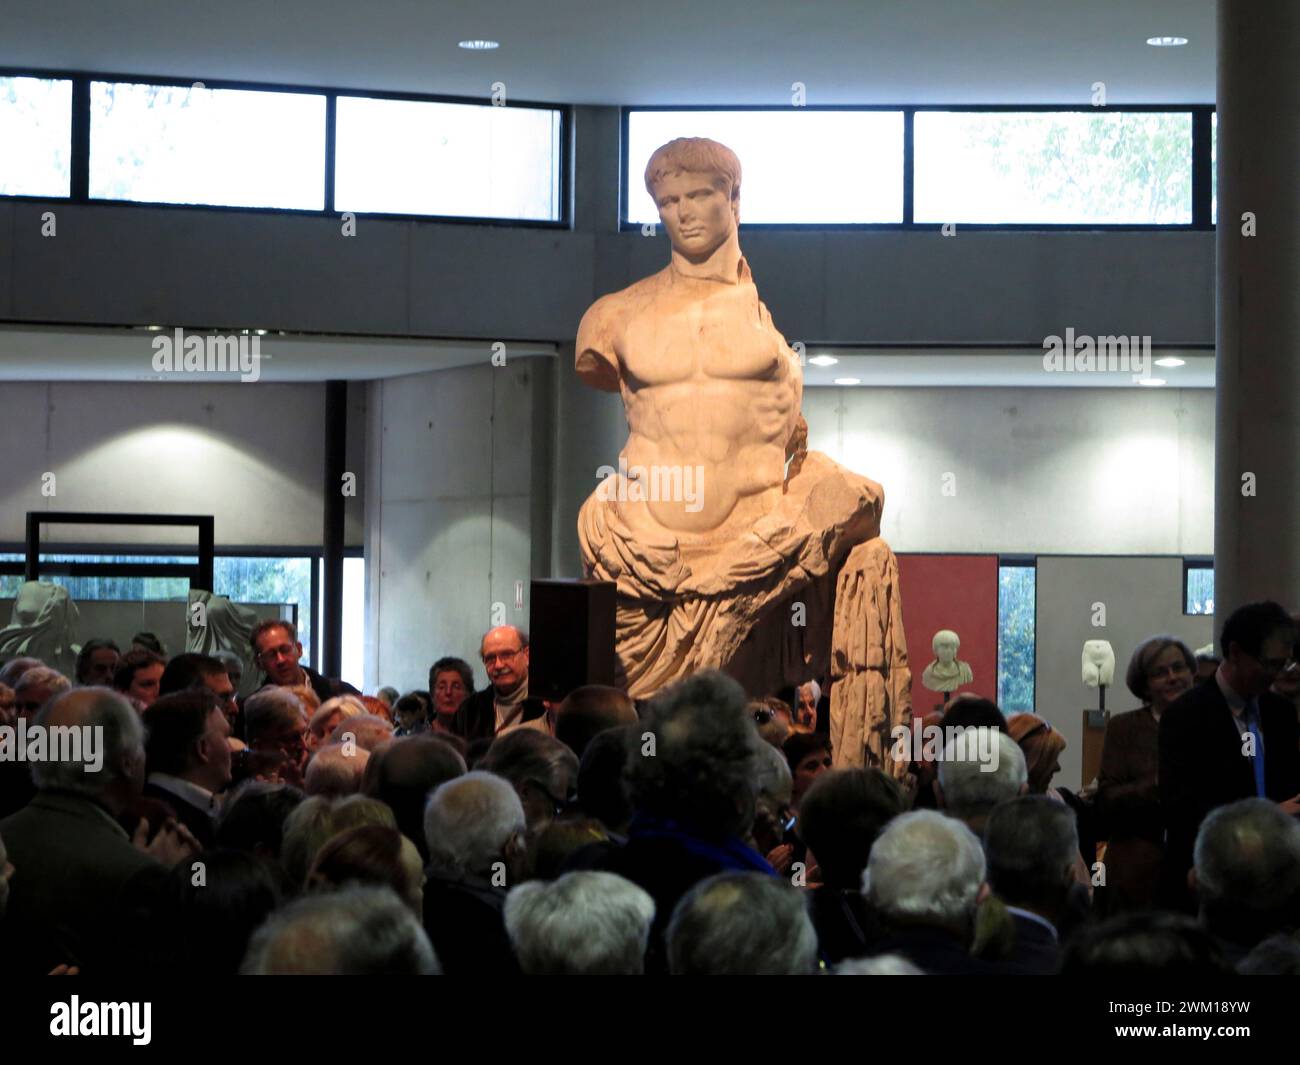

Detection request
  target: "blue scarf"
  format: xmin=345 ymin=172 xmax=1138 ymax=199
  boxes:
xmin=629 ymin=813 xmax=777 ymax=875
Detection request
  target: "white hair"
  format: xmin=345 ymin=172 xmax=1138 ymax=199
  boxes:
xmin=862 ymin=810 xmax=985 ymax=928
xmin=423 ymin=771 xmax=525 ymax=879
xmin=244 ymin=687 xmax=305 ymax=741
xmin=310 ymin=695 xmax=366 ymax=736
xmin=240 ymin=885 xmax=438 ymax=975
xmin=835 ymin=954 xmax=925 ymax=975
xmin=666 ymin=871 xmax=819 ymax=975
xmin=937 ymin=730 xmax=1026 ymax=818
xmin=504 ymin=871 xmax=656 ymax=975
xmin=305 ymin=743 xmax=370 ymax=796
xmin=31 ymin=688 xmax=142 ymax=797
xmin=328 ymin=713 xmax=393 ymax=752
xmin=752 ymin=737 xmax=793 ymax=803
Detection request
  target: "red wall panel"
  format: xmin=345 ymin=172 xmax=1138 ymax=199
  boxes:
xmin=896 ymin=554 xmax=1000 ymax=718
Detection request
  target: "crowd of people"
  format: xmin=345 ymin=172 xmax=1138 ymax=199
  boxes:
xmin=1 ymin=599 xmax=1299 ymax=976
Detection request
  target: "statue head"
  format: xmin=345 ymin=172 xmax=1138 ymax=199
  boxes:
xmin=931 ymin=629 xmax=960 ymax=664
xmin=644 ymin=138 xmax=741 ymax=262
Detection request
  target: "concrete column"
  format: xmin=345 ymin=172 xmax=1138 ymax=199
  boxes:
xmin=1213 ymin=0 xmax=1300 ymax=617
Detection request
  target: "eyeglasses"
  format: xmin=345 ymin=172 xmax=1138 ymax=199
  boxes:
xmin=257 ymin=643 xmax=297 ymax=664
xmin=1147 ymin=661 xmax=1192 ymax=681
xmin=482 ymin=648 xmax=524 ymax=667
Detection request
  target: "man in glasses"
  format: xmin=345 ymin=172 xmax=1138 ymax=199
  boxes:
xmin=451 ymin=625 xmax=547 ymax=742
xmin=248 ymin=620 xmax=358 ymax=706
xmin=1159 ymin=600 xmax=1300 ymax=911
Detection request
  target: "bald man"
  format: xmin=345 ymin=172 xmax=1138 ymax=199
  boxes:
xmin=0 ymin=689 xmax=197 ymax=974
xmin=451 ymin=626 xmax=548 ymax=742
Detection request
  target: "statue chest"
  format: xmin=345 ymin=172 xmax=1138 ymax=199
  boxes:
xmin=619 ymin=283 xmax=784 ymax=388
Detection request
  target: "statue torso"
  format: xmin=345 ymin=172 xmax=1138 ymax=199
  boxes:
xmin=606 ymin=265 xmax=800 ymax=539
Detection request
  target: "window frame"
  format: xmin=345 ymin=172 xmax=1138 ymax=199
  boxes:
xmin=0 ymin=65 xmax=571 ymax=228
xmin=622 ymin=103 xmax=1215 ymax=232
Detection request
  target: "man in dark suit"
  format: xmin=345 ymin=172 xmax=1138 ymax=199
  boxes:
xmin=0 ymin=689 xmax=198 ymax=974
xmin=984 ymin=796 xmax=1079 ymax=974
xmin=1160 ymin=600 xmax=1300 ymax=911
xmin=141 ymin=688 xmax=234 ymax=848
xmin=451 ymin=625 xmax=547 ymax=741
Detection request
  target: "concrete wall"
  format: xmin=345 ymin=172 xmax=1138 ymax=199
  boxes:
xmin=0 ymin=380 xmax=366 ymax=549
xmin=364 ymin=358 xmax=545 ymax=694
xmin=804 ymin=384 xmax=1214 ymax=555
xmin=1034 ymin=556 xmax=1213 ymax=790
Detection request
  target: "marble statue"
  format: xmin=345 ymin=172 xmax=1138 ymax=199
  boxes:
xmin=576 ymin=137 xmax=911 ymax=776
xmin=0 ymin=580 xmax=80 ymax=677
xmin=921 ymin=629 xmax=975 ymax=692
xmin=1082 ymin=639 xmax=1115 ymax=687
xmin=187 ymin=590 xmax=261 ymax=697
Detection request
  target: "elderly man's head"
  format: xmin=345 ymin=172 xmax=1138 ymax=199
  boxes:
xmin=245 ymin=686 xmax=310 ymax=766
xmin=305 ymin=742 xmax=370 ymax=797
xmin=1194 ymin=797 xmax=1300 ymax=949
xmin=625 ymin=671 xmax=761 ymax=838
xmin=862 ymin=810 xmax=988 ymax=938
xmin=241 ymin=885 xmax=438 ymax=975
xmin=32 ymin=688 xmax=145 ymax=814
xmin=935 ymin=729 xmax=1026 ymax=833
xmin=984 ymin=795 xmax=1079 ymax=924
xmin=504 ymin=871 xmax=655 ymax=975
xmin=667 ymin=872 xmax=818 ymax=975
xmin=13 ymin=666 xmax=72 ymax=720
xmin=479 ymin=729 xmax=578 ymax=834
xmin=423 ymin=771 xmax=526 ymax=885
xmin=480 ymin=626 xmax=529 ymax=698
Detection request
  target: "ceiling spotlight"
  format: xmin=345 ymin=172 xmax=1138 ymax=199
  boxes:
xmin=1154 ymin=356 xmax=1185 ymax=367
xmin=1137 ymin=378 xmax=1167 ymax=387
xmin=809 ymin=355 xmax=839 ymax=367
xmin=833 ymin=377 xmax=862 ymax=386
xmin=458 ymin=40 xmax=499 ymax=50
xmin=144 ymin=325 xmax=163 ymax=331
xmin=1146 ymin=36 xmax=1188 ymax=47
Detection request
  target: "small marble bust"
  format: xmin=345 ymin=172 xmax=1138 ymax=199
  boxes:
xmin=1082 ymin=639 xmax=1115 ymax=687
xmin=922 ymin=629 xmax=974 ymax=693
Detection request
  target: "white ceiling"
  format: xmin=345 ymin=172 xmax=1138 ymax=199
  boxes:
xmin=0 ymin=326 xmax=1212 ymax=389
xmin=1 ymin=0 xmax=1215 ymax=105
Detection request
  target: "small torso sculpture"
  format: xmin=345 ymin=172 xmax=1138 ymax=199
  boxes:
xmin=921 ymin=629 xmax=974 ymax=693
xmin=576 ymin=138 xmax=911 ymax=776
xmin=1082 ymin=640 xmax=1115 ymax=687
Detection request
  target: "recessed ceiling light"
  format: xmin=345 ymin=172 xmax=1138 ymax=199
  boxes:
xmin=1137 ymin=378 xmax=1167 ymax=387
xmin=1154 ymin=356 xmax=1185 ymax=368
xmin=809 ymin=355 xmax=838 ymax=367
xmin=144 ymin=325 xmax=163 ymax=331
xmin=1146 ymin=36 xmax=1188 ymax=47
xmin=833 ymin=377 xmax=862 ymax=386
xmin=459 ymin=40 xmax=499 ymax=50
